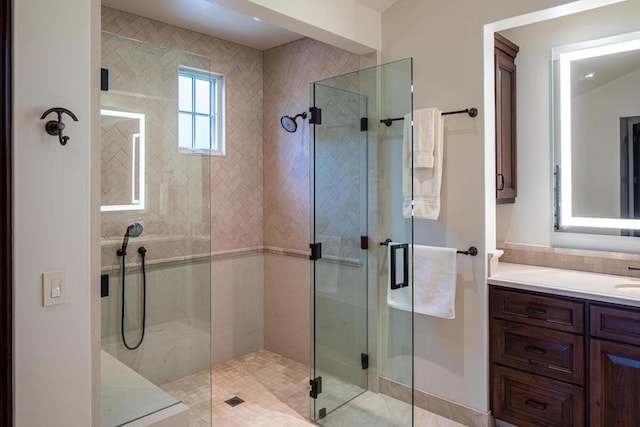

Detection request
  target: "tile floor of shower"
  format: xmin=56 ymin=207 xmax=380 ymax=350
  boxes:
xmin=160 ymin=350 xmax=464 ymax=427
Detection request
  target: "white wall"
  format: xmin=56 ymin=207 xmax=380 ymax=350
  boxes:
xmin=496 ymin=0 xmax=640 ymax=245
xmin=382 ymin=0 xmax=576 ymax=413
xmin=13 ymin=0 xmax=100 ymax=426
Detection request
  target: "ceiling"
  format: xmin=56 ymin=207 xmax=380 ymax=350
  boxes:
xmin=571 ymin=48 xmax=640 ymax=96
xmin=102 ymin=0 xmax=401 ymax=51
xmin=101 ymin=0 xmax=304 ymax=51
xmin=353 ymin=0 xmax=401 ymax=12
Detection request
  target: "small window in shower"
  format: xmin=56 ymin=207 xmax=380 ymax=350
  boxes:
xmin=178 ymin=65 xmax=225 ymax=155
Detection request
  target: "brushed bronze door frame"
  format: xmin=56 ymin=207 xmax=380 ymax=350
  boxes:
xmin=1 ymin=0 xmax=13 ymax=425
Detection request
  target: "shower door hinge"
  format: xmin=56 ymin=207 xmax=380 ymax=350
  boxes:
xmin=360 ymin=236 xmax=368 ymax=250
xmin=310 ymin=376 xmax=322 ymax=399
xmin=361 ymin=117 xmax=368 ymax=132
xmin=101 ymin=68 xmax=109 ymax=91
xmin=101 ymin=274 xmax=109 ymax=298
xmin=309 ymin=107 xmax=322 ymax=125
xmin=361 ymin=353 xmax=369 ymax=370
xmin=309 ymin=242 xmax=322 ymax=261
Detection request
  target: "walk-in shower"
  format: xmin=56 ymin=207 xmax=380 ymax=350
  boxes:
xmin=100 ymin=28 xmax=416 ymax=427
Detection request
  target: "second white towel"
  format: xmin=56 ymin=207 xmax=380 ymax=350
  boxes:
xmin=387 ymin=244 xmax=457 ymax=319
xmin=402 ymin=108 xmax=444 ymax=219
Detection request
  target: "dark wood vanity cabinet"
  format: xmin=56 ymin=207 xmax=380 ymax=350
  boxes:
xmin=590 ymin=304 xmax=640 ymax=426
xmin=495 ymin=33 xmax=519 ymax=204
xmin=490 ymin=288 xmax=585 ymax=426
xmin=491 ymin=287 xmax=640 ymax=426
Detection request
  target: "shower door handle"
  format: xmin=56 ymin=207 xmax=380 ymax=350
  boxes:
xmin=390 ymin=243 xmax=409 ymax=290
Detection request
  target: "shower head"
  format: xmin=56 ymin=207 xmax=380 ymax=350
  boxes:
xmin=117 ymin=223 xmax=144 ymax=256
xmin=280 ymin=112 xmax=307 ymax=133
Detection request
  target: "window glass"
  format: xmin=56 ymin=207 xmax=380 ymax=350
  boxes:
xmin=194 ymin=115 xmax=211 ymax=151
xmin=178 ymin=75 xmax=192 ymax=112
xmin=178 ymin=112 xmax=193 ymax=149
xmin=195 ymin=79 xmax=210 ymax=115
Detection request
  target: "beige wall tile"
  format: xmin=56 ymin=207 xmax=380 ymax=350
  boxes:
xmin=263 ymin=253 xmax=311 ymax=365
xmin=498 ymin=242 xmax=640 ymax=276
xmin=211 ymin=254 xmax=264 ymax=366
xmin=263 ymin=38 xmax=362 ymax=253
xmin=101 ymin=7 xmax=263 ymax=262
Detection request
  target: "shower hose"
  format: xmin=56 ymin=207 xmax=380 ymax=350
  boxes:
xmin=120 ymin=246 xmax=147 ymax=350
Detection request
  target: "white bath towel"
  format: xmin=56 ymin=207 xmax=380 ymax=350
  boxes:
xmin=413 ymin=108 xmax=439 ymax=168
xmin=402 ymin=108 xmax=444 ymax=219
xmin=387 ymin=244 xmax=457 ymax=319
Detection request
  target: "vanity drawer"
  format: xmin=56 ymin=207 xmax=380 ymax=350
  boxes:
xmin=490 ymin=287 xmax=584 ymax=333
xmin=492 ymin=319 xmax=584 ymax=385
xmin=590 ymin=304 xmax=640 ymax=346
xmin=492 ymin=365 xmax=585 ymax=427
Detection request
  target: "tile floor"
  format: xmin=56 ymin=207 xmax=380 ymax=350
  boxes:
xmin=160 ymin=349 xmax=464 ymax=426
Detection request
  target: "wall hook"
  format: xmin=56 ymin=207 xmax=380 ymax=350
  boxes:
xmin=40 ymin=107 xmax=79 ymax=146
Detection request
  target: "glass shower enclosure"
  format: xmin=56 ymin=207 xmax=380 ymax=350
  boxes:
xmin=100 ymin=32 xmax=212 ymax=427
xmin=309 ymin=58 xmax=414 ymax=425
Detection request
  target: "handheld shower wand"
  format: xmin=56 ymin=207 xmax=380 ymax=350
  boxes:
xmin=115 ymin=223 xmax=147 ymax=350
xmin=117 ymin=222 xmax=144 ymax=257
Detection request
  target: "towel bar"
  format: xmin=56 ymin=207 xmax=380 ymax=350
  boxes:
xmin=379 ymin=240 xmax=478 ymax=257
xmin=380 ymin=107 xmax=478 ymax=127
xmin=457 ymin=247 xmax=478 ymax=256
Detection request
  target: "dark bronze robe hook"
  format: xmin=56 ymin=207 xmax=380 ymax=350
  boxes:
xmin=40 ymin=107 xmax=79 ymax=146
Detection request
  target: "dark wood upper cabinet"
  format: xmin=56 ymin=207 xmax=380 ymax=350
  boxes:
xmin=495 ymin=33 xmax=519 ymax=204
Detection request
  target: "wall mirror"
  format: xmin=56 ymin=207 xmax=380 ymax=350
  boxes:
xmin=553 ymin=31 xmax=640 ymax=233
xmin=100 ymin=109 xmax=146 ymax=212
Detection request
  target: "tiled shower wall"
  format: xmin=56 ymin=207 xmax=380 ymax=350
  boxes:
xmin=102 ymin=7 xmax=264 ymax=256
xmin=102 ymin=8 xmax=375 ymax=257
xmin=263 ymin=38 xmax=365 ymax=253
xmin=262 ymin=39 xmax=375 ymax=364
xmin=102 ymin=9 xmax=377 ymax=367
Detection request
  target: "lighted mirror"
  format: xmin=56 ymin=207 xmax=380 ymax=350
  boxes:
xmin=100 ymin=109 xmax=146 ymax=212
xmin=554 ymin=31 xmax=640 ymax=232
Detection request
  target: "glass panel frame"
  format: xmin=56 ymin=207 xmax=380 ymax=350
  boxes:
xmin=100 ymin=32 xmax=212 ymax=427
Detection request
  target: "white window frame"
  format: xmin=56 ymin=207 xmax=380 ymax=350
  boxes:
xmin=178 ymin=65 xmax=225 ymax=156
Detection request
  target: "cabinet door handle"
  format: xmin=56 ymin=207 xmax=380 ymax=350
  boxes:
xmin=525 ymin=399 xmax=547 ymax=411
xmin=525 ymin=306 xmax=547 ymax=318
xmin=497 ymin=173 xmax=505 ymax=190
xmin=525 ymin=345 xmax=547 ymax=355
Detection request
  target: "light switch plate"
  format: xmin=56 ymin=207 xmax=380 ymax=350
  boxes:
xmin=43 ymin=270 xmax=66 ymax=307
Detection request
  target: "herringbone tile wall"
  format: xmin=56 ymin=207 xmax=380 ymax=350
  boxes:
xmin=102 ymin=8 xmax=373 ymax=260
xmin=102 ymin=7 xmax=263 ymax=258
xmin=263 ymin=38 xmax=363 ymax=253
xmin=101 ymin=32 xmax=212 ymax=267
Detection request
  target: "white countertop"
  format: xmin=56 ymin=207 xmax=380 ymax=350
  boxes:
xmin=489 ymin=262 xmax=640 ymax=307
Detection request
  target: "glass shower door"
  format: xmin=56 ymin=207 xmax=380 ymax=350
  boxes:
xmin=310 ymin=58 xmax=414 ymax=425
xmin=310 ymin=83 xmax=369 ymax=420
